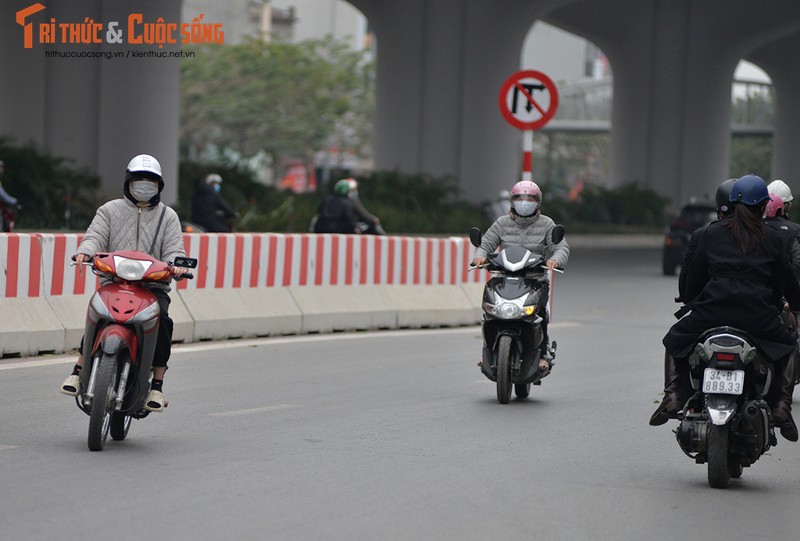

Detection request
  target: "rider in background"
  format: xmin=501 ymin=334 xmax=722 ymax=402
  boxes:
xmin=488 ymin=189 xmax=511 ymax=222
xmin=191 ymin=173 xmax=238 ymax=232
xmin=653 ymin=174 xmax=800 ymax=441
xmin=341 ymin=178 xmax=383 ymax=234
xmin=311 ymin=178 xmax=363 ymax=234
xmin=0 ymin=160 xmax=21 ymax=232
xmin=676 ymin=179 xmax=736 ymax=304
xmin=61 ymin=154 xmax=189 ymax=412
xmin=471 ymin=180 xmax=570 ymax=370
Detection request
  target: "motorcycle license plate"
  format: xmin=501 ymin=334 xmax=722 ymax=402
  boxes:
xmin=702 ymin=368 xmax=745 ymax=395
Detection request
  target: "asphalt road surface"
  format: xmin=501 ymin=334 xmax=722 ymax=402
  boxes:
xmin=2 ymin=245 xmax=800 ymax=541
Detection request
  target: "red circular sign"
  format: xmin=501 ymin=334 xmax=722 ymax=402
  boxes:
xmin=498 ymin=70 xmax=559 ymax=130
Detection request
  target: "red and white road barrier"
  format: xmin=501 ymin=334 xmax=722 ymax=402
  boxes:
xmin=0 ymin=232 xmax=488 ymax=356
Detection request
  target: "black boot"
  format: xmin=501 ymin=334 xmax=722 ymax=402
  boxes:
xmin=771 ymin=352 xmax=798 ymax=442
xmin=650 ymin=352 xmax=684 ymax=426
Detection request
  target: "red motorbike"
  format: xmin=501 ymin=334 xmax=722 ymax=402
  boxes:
xmin=74 ymin=250 xmax=196 ymax=451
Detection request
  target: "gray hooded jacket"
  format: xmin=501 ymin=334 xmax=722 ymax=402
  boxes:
xmin=474 ymin=212 xmax=569 ymax=277
xmin=77 ymin=198 xmax=186 ymax=291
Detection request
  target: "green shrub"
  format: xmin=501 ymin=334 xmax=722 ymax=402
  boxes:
xmin=542 ymin=181 xmax=669 ymax=233
xmin=0 ymin=139 xmax=102 ymax=231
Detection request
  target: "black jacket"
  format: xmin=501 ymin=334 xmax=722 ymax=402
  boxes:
xmin=664 ymin=217 xmax=800 ymax=361
xmin=191 ymin=182 xmax=236 ymax=232
xmin=313 ymin=194 xmax=358 ymax=234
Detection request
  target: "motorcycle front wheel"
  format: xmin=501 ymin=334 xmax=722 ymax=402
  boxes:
xmin=496 ymin=335 xmax=512 ymax=404
xmin=88 ymin=353 xmax=118 ymax=451
xmin=707 ymin=423 xmax=731 ymax=488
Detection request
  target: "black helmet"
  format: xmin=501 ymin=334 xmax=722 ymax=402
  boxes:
xmin=715 ymin=179 xmax=737 ymax=215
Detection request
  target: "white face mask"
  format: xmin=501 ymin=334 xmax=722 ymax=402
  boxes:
xmin=130 ymin=180 xmax=159 ymax=202
xmin=513 ymin=200 xmax=538 ymax=217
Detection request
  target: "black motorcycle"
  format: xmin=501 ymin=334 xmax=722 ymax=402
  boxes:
xmin=469 ymin=225 xmax=564 ymax=403
xmin=675 ymin=326 xmax=777 ymax=488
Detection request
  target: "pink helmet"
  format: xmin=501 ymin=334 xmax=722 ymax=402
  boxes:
xmin=766 ymin=193 xmax=784 ymax=218
xmin=511 ymin=180 xmax=542 ymax=200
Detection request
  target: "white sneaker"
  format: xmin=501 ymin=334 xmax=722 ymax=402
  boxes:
xmin=60 ymin=374 xmax=81 ymax=396
xmin=144 ymin=390 xmax=166 ymax=412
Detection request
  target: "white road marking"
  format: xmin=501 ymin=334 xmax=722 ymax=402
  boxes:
xmin=209 ymin=404 xmax=302 ymax=417
xmin=0 ymin=445 xmax=19 ymax=451
xmin=0 ymin=322 xmax=580 ymax=372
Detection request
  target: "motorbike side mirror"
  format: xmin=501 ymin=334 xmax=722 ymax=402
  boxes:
xmin=551 ymin=224 xmax=565 ymax=244
xmin=173 ymin=256 xmax=198 ymax=269
xmin=469 ymin=227 xmax=482 ymax=248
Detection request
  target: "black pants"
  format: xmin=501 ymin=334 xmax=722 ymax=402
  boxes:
xmin=81 ymin=289 xmax=174 ymax=368
xmin=151 ymin=289 xmax=173 ymax=368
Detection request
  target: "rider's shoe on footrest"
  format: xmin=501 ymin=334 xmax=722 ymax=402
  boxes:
xmin=60 ymin=374 xmax=80 ymax=396
xmin=144 ymin=390 xmax=167 ymax=412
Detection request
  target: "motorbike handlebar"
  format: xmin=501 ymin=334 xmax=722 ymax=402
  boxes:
xmin=468 ymin=263 xmax=564 ymax=273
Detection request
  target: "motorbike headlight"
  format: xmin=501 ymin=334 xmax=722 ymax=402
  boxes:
xmin=114 ymin=257 xmax=152 ymax=281
xmin=496 ymin=301 xmax=522 ymax=319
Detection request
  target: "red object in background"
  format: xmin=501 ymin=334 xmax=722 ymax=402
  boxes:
xmin=279 ymin=164 xmax=317 ymax=193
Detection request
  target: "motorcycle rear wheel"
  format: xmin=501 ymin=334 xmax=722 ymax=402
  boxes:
xmin=496 ymin=335 xmax=512 ymax=404
xmin=110 ymin=412 xmax=131 ymax=441
xmin=707 ymin=424 xmax=731 ymax=488
xmin=88 ymin=353 xmax=117 ymax=451
xmin=728 ymin=460 xmax=744 ymax=479
xmin=515 ymin=383 xmax=531 ymax=398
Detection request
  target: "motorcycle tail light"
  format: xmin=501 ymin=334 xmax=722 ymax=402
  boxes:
xmin=716 ymin=353 xmax=735 ymax=361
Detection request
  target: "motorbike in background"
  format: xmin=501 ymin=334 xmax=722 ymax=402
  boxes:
xmin=1 ymin=203 xmax=20 ymax=232
xmin=73 ymin=251 xmax=197 ymax=451
xmin=469 ymin=225 xmax=564 ymax=403
xmin=674 ymin=327 xmax=777 ymax=488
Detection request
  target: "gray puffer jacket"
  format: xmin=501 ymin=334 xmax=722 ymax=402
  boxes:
xmin=474 ymin=212 xmax=569 ymax=277
xmin=77 ymin=198 xmax=186 ymax=291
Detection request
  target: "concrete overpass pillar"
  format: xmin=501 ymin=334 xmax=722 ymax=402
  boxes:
xmin=0 ymin=0 xmax=181 ymax=205
xmin=748 ymin=35 xmax=800 ymax=187
xmin=546 ymin=1 xmax=740 ymax=208
xmin=352 ymin=0 xmax=541 ymax=204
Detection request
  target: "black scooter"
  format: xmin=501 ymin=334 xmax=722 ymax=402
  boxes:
xmin=469 ymin=225 xmax=564 ymax=403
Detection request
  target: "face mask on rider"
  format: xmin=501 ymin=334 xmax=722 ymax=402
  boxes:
xmin=513 ymin=200 xmax=538 ymax=217
xmin=213 ymin=183 xmax=221 ymax=193
xmin=129 ymin=180 xmax=159 ymax=203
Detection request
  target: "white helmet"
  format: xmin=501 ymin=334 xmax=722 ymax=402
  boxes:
xmin=205 ymin=173 xmax=222 ymax=185
xmin=768 ymin=179 xmax=793 ymax=203
xmin=127 ymin=154 xmax=162 ymax=179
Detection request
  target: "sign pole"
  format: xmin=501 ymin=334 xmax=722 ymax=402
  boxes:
xmin=522 ymin=130 xmax=533 ymax=182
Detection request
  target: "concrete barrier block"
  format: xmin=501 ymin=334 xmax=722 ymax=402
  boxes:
xmin=385 ymin=285 xmax=478 ymax=328
xmin=0 ymin=298 xmax=65 ymax=356
xmin=167 ymin=289 xmax=194 ymax=343
xmin=288 ymin=285 xmax=397 ymax=333
xmin=461 ymin=282 xmax=486 ymax=320
xmin=178 ymin=288 xmax=302 ymax=341
xmin=45 ymin=294 xmax=91 ymax=352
